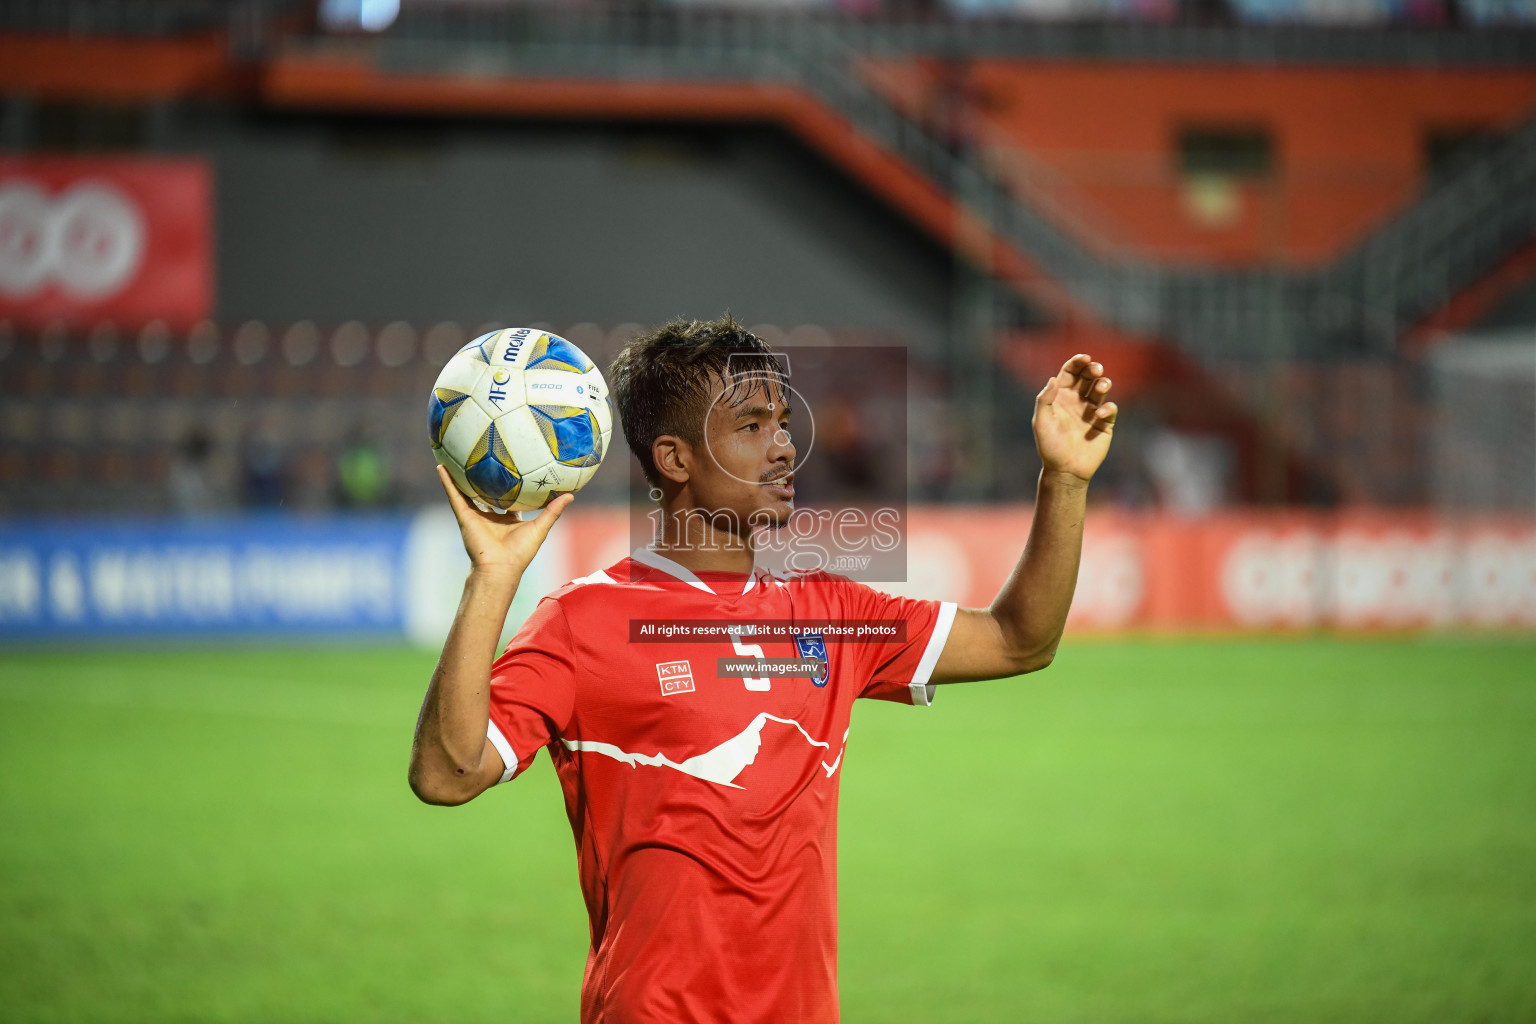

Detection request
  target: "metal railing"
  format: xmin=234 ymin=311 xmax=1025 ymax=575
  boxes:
xmin=10 ymin=0 xmax=1536 ymax=66
xmin=0 ymin=0 xmax=306 ymax=35
xmin=299 ymin=9 xmax=1536 ymax=359
xmin=1329 ymin=110 xmax=1536 ymax=342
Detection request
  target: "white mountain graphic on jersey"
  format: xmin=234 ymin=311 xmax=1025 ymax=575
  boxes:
xmin=561 ymin=713 xmax=850 ymax=789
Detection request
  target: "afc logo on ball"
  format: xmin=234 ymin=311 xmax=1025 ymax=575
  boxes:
xmin=487 ymin=368 xmax=511 ymax=407
xmin=656 ymin=660 xmax=695 ymax=696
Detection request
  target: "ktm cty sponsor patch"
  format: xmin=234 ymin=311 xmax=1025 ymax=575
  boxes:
xmin=656 ymin=659 xmax=695 ymax=696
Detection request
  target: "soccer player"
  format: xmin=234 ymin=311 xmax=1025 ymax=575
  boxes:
xmin=409 ymin=315 xmax=1117 ymax=1023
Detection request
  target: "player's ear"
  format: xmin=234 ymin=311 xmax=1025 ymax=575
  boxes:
xmin=652 ymin=435 xmax=691 ymax=485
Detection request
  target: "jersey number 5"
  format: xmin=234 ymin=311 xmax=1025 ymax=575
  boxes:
xmin=729 ymin=625 xmax=771 ymax=692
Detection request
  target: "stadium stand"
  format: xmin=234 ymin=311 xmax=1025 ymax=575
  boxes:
xmin=2 ymin=0 xmax=1535 ymax=511
xmin=0 ymin=318 xmax=981 ymax=514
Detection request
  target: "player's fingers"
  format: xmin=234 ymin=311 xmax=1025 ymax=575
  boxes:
xmin=1088 ymin=376 xmax=1112 ymax=406
xmin=441 ymin=466 xmax=512 ymax=529
xmin=1059 ymin=353 xmax=1092 ymax=379
xmin=1088 ymin=401 xmax=1119 ymax=433
xmin=436 ymin=464 xmax=475 ymax=519
xmin=1055 ymin=354 xmax=1089 ymax=390
xmin=522 ymin=492 xmax=576 ymax=542
xmin=1036 ymin=377 xmax=1057 ymax=406
xmin=1076 ymin=361 xmax=1105 ymax=399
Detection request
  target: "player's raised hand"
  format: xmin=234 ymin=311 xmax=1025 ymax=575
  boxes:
xmin=1033 ymin=353 xmax=1118 ymax=483
xmin=436 ymin=464 xmax=574 ymax=577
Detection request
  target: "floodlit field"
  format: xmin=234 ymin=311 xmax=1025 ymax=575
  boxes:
xmin=1 ymin=639 xmax=1533 ymax=1023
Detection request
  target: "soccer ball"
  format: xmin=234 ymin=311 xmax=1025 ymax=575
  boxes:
xmin=428 ymin=328 xmax=612 ymax=512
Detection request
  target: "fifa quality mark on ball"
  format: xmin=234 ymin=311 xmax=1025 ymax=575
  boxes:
xmin=428 ymin=329 xmax=612 ymax=512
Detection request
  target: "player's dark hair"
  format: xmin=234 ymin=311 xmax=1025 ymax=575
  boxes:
xmin=610 ymin=314 xmax=787 ymax=488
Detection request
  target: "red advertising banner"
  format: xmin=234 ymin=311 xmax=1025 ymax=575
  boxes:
xmin=554 ymin=507 xmax=1536 ymax=633
xmin=0 ymin=157 xmax=211 ymax=329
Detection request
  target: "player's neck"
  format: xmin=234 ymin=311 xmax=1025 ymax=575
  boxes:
xmin=651 ymin=502 xmax=757 ymax=575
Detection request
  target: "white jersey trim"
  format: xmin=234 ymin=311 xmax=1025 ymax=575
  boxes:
xmin=629 ymin=546 xmax=715 ymax=593
xmin=909 ymin=600 xmax=958 ymax=707
xmin=561 ymin=712 xmax=840 ymax=789
xmin=629 ymin=545 xmax=761 ymax=596
xmin=486 ymin=718 xmax=519 ymax=784
xmin=570 ymin=569 xmax=616 ymax=586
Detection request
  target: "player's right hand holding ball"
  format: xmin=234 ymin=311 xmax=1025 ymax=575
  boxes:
xmin=435 ymin=464 xmax=574 ymax=581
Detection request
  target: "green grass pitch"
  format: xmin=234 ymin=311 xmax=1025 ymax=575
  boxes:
xmin=1 ymin=638 xmax=1533 ymax=1022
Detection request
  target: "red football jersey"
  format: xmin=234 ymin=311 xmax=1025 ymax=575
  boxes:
xmin=485 ymin=547 xmax=957 ymax=1024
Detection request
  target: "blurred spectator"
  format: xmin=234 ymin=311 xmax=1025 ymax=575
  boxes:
xmin=1229 ymin=0 xmax=1406 ymax=21
xmin=1090 ymin=426 xmax=1157 ymax=508
xmin=1181 ymin=0 xmax=1236 ymax=22
xmin=318 ymin=0 xmax=400 ymax=32
xmin=1458 ymin=0 xmax=1536 ymax=23
xmin=1116 ymin=0 xmax=1180 ymax=17
xmin=1226 ymin=0 xmax=1299 ymax=20
xmin=909 ymin=394 xmax=965 ymax=500
xmin=931 ymin=58 xmax=978 ymax=164
xmin=337 ymin=429 xmax=392 ymax=508
xmin=886 ymin=0 xmax=945 ymax=19
xmin=1395 ymin=0 xmax=1451 ymax=25
xmin=945 ymin=0 xmax=1053 ymax=18
xmin=242 ymin=431 xmax=287 ymax=509
xmin=821 ymin=401 xmax=878 ymax=496
xmin=169 ymin=429 xmax=221 ymax=516
xmin=1144 ymin=428 xmax=1234 ymax=514
xmin=289 ymin=448 xmax=336 ymax=514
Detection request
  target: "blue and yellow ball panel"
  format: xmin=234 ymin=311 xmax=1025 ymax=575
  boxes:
xmin=527 ymin=334 xmax=594 ymax=374
xmin=463 ymin=422 xmax=523 ymax=508
xmin=531 ymin=404 xmax=601 ymax=468
xmin=427 ymin=388 xmax=470 ymax=449
xmin=432 ymin=447 xmax=479 ymax=502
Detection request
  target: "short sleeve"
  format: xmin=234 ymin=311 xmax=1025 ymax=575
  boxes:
xmin=486 ymin=597 xmax=578 ymax=784
xmin=840 ymin=581 xmax=958 ymax=707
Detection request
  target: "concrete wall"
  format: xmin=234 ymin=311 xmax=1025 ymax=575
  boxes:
xmin=169 ymin=110 xmax=957 ymax=353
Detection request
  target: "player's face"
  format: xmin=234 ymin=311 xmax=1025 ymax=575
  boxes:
xmin=691 ymin=376 xmax=796 ymax=531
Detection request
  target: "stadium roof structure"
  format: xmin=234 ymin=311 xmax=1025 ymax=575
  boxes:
xmin=6 ymin=3 xmax=1536 ymax=363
